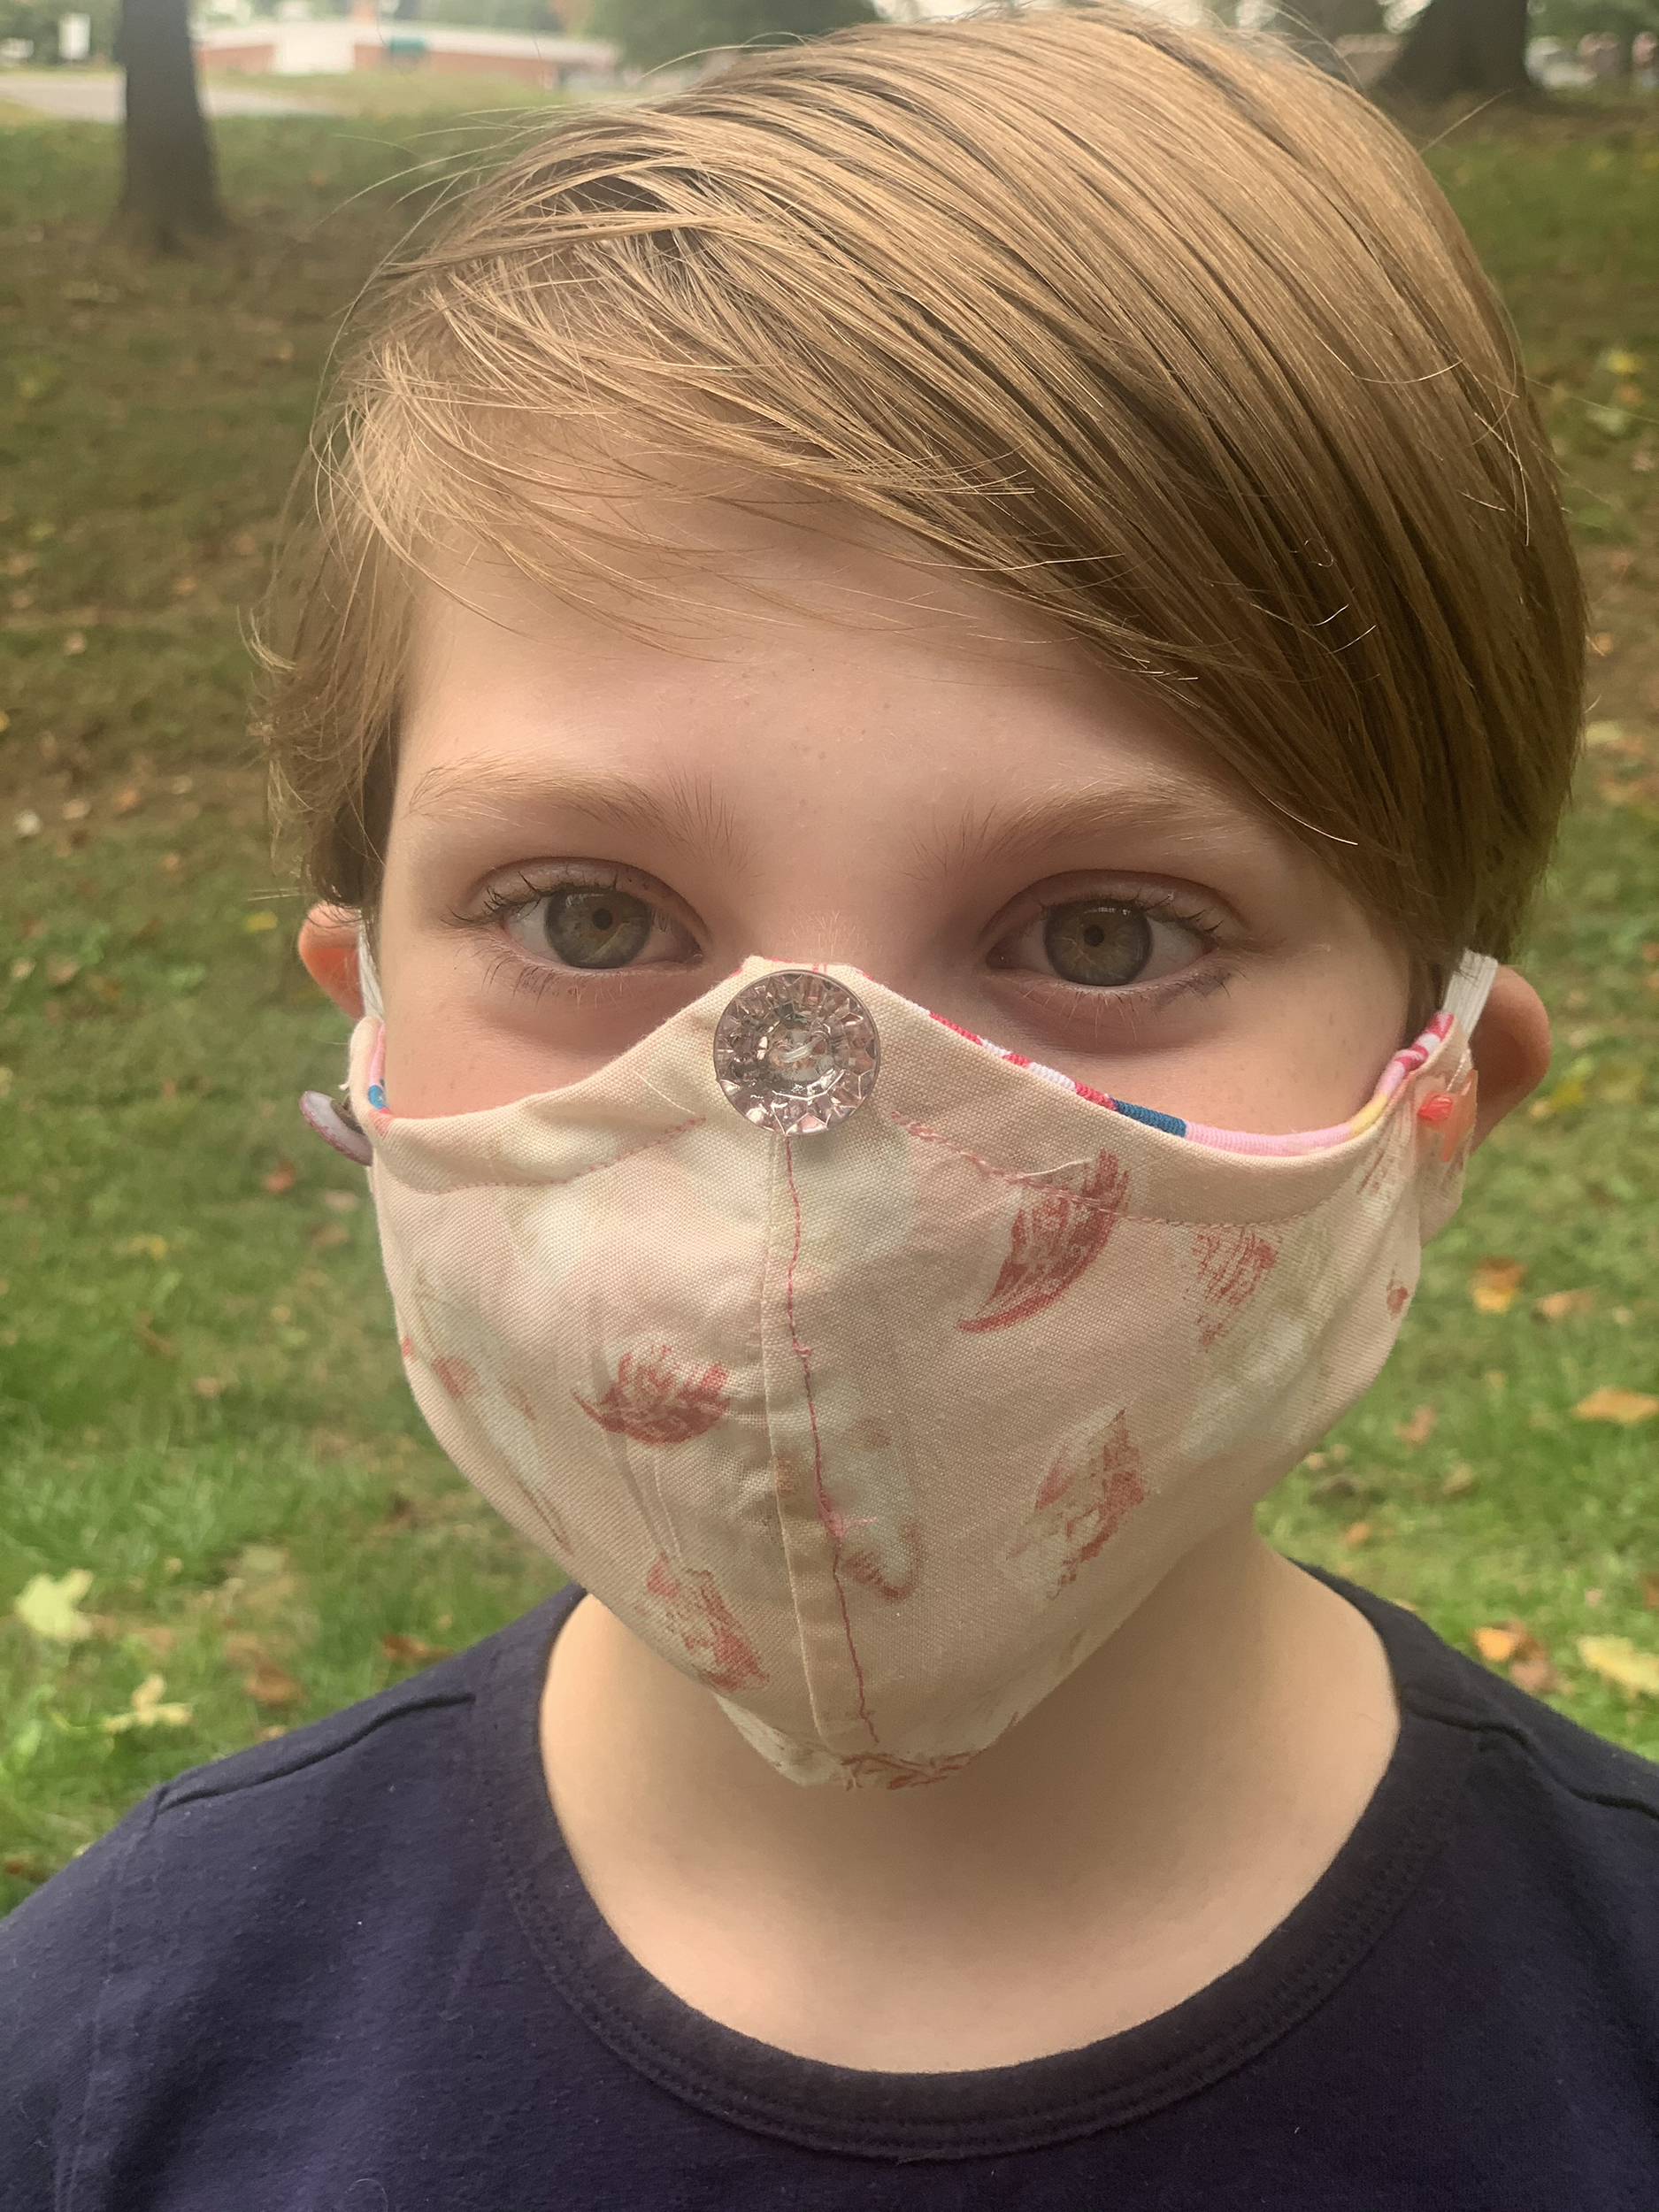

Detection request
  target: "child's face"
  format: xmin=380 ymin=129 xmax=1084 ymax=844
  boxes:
xmin=358 ymin=508 xmax=1411 ymax=1134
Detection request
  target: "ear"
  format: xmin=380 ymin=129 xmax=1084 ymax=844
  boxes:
xmin=1469 ymin=964 xmax=1550 ymax=1148
xmin=298 ymin=902 xmax=365 ymax=1021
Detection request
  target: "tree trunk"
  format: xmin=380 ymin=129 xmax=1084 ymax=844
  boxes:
xmin=117 ymin=0 xmax=225 ymax=253
xmin=1381 ymin=0 xmax=1532 ymax=101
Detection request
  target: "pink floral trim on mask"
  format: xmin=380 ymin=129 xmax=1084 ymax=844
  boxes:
xmin=926 ymin=1007 xmax=1461 ymax=1157
xmin=336 ymin=970 xmax=1478 ymax=1162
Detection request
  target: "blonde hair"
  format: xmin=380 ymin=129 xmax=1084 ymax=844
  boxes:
xmin=263 ymin=4 xmax=1583 ymax=983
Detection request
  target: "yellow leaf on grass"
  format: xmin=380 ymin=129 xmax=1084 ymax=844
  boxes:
xmin=101 ymin=1673 xmax=193 ymax=1734
xmin=1394 ymin=1403 xmax=1437 ymax=1448
xmin=243 ymin=1658 xmax=303 ymax=1709
xmin=1534 ymin=1287 xmax=1594 ymax=1323
xmin=1578 ymin=1637 xmax=1659 ymax=1698
xmin=1474 ymin=1624 xmax=1522 ymax=1663
xmin=243 ymin=910 xmax=278 ymax=934
xmin=1471 ymin=1256 xmax=1525 ymax=1313
xmin=1574 ymin=1387 xmax=1659 ymax=1426
xmin=14 ymin=1568 xmax=96 ymax=1645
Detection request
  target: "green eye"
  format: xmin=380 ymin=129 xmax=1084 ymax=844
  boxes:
xmin=542 ymin=887 xmax=655 ymax=970
xmin=1042 ymin=902 xmax=1153 ymax=987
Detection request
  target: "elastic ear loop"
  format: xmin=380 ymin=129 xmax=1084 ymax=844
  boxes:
xmin=357 ymin=922 xmax=384 ymax=1021
xmin=296 ymin=921 xmax=380 ymax=1165
xmin=1444 ymin=950 xmax=1499 ymax=1037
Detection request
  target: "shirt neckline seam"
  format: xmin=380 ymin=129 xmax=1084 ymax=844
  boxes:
xmin=476 ymin=1587 xmax=1480 ymax=2160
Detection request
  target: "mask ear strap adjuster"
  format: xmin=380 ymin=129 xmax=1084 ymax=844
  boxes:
xmin=297 ymin=918 xmax=380 ymax=1165
xmin=300 ymin=1087 xmax=373 ymax=1167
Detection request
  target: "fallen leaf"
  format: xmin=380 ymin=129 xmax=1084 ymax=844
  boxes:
xmin=168 ymin=775 xmax=193 ymax=796
xmin=44 ymin=955 xmax=80 ymax=987
xmin=232 ymin=530 xmax=260 ymax=557
xmin=12 ymin=809 xmax=42 ymax=840
xmin=1641 ymin=1572 xmax=1659 ymax=1611
xmin=380 ymin=1632 xmax=452 ymax=1666
xmin=309 ymin=1222 xmax=349 ymax=1250
xmin=133 ymin=1314 xmax=176 ymax=1359
xmin=1608 ymin=349 xmax=1641 ymax=376
xmin=1590 ymin=631 xmax=1616 ymax=657
xmin=1474 ymin=1624 xmax=1523 ymax=1663
xmin=1585 ymin=1587 xmax=1604 ymax=1607
xmin=1509 ymin=1655 xmax=1560 ymax=1696
xmin=9 ymin=956 xmax=35 ymax=982
xmin=1534 ymin=1287 xmax=1595 ymax=1323
xmin=101 ymin=1673 xmax=192 ymax=1734
xmin=1471 ymin=1256 xmax=1526 ymax=1313
xmin=113 ymin=786 xmax=141 ymax=815
xmin=193 ymin=1376 xmax=226 ymax=1400
xmin=262 ymin=1158 xmax=297 ymax=1197
xmin=160 ymin=850 xmax=183 ymax=876
xmin=62 ymin=631 xmax=85 ymax=657
xmin=243 ymin=910 xmax=278 ymax=934
xmin=1310 ymin=1472 xmax=1363 ymax=1502
xmin=173 ymin=575 xmax=197 ymax=598
xmin=2 ymin=1853 xmax=49 ymax=1883
xmin=1441 ymin=1463 xmax=1477 ymax=1498
xmin=1341 ymin=1520 xmax=1372 ymax=1548
xmin=242 ymin=1658 xmax=303 ymax=1709
xmin=1527 ymin=1056 xmax=1595 ymax=1119
xmin=1573 ymin=1386 xmax=1659 ymax=1426
xmin=60 ymin=796 xmax=89 ymax=823
xmin=1394 ymin=1403 xmax=1437 ymax=1448
xmin=1578 ymin=1636 xmax=1659 ymax=1698
xmin=119 ymin=1233 xmax=168 ymax=1260
xmin=14 ymin=1568 xmax=96 ymax=1644
xmin=320 ymin=1188 xmax=358 ymax=1214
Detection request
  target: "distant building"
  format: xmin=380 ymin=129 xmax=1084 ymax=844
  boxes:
xmin=194 ymin=6 xmax=616 ymax=88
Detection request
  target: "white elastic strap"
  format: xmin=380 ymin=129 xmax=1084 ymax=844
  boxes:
xmin=357 ymin=923 xmax=384 ymax=1022
xmin=1444 ymin=950 xmax=1498 ymax=1037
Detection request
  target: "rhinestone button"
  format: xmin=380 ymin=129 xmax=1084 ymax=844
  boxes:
xmin=712 ymin=971 xmax=879 ymax=1135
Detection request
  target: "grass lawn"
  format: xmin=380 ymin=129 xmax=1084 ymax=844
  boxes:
xmin=3 ymin=88 xmax=1659 ymax=1915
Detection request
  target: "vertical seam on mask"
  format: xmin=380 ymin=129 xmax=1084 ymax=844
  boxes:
xmin=781 ymin=1138 xmax=879 ymax=1751
xmin=757 ymin=1141 xmax=839 ymax=1763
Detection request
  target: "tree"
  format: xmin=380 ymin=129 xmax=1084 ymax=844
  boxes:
xmin=589 ymin=0 xmax=875 ymax=76
xmin=1379 ymin=0 xmax=1533 ymax=100
xmin=116 ymin=0 xmax=225 ymax=253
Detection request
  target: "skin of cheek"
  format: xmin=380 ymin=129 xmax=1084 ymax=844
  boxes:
xmin=370 ymin=556 xmax=1412 ymax=1133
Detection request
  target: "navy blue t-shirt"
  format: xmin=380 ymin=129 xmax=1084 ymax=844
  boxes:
xmin=5 ymin=1568 xmax=1659 ymax=2209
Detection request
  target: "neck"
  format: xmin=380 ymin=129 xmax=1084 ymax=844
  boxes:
xmin=539 ymin=1522 xmax=1399 ymax=2070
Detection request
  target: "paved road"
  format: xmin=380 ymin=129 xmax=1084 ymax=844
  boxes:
xmin=0 ymin=72 xmax=327 ymax=121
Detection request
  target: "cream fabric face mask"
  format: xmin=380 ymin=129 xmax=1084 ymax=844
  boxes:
xmin=304 ymin=953 xmax=1494 ymax=1789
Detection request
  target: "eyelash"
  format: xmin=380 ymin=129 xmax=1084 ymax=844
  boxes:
xmin=461 ymin=870 xmax=1238 ymax=1006
xmin=1033 ymin=884 xmax=1226 ymax=945
xmin=463 ymin=868 xmax=694 ymax=1002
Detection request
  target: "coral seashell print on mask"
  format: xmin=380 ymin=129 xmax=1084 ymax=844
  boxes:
xmin=333 ymin=952 xmax=1494 ymax=1789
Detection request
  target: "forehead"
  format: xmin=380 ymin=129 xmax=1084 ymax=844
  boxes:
xmin=398 ymin=503 xmax=1281 ymax=858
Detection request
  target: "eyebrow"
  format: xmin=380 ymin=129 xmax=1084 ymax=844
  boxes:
xmin=401 ymin=757 xmax=751 ymax=874
xmin=909 ymin=773 xmax=1275 ymax=885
